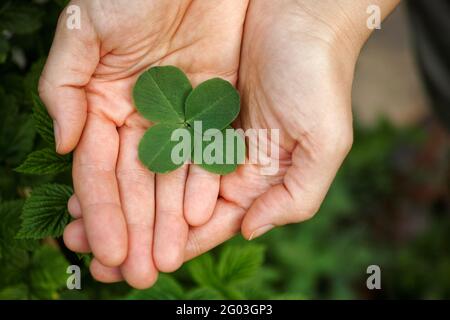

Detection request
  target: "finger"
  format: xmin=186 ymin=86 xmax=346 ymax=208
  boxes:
xmin=116 ymin=126 xmax=158 ymax=289
xmin=67 ymin=194 xmax=82 ymax=219
xmin=38 ymin=7 xmax=99 ymax=154
xmin=63 ymin=226 xmax=128 ymax=288
xmin=90 ymin=258 xmax=124 ymax=283
xmin=153 ymin=165 xmax=189 ymax=272
xmin=63 ymin=219 xmax=91 ymax=253
xmin=184 ymin=199 xmax=245 ymax=261
xmin=184 ymin=165 xmax=220 ymax=226
xmin=242 ymin=137 xmax=352 ymax=240
xmin=73 ymin=113 xmax=127 ymax=267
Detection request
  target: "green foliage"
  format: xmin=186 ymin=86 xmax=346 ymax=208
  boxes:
xmin=186 ymin=244 xmax=265 ymax=299
xmin=127 ymin=275 xmax=184 ymax=300
xmin=0 ymin=88 xmax=36 ymax=166
xmin=0 ymin=0 xmax=78 ymax=301
xmin=135 ymin=66 xmax=244 ymax=174
xmin=217 ymin=245 xmax=265 ymax=284
xmin=31 ymin=93 xmax=55 ymax=146
xmin=0 ymin=0 xmax=449 ymax=301
xmin=126 ymin=274 xmax=226 ymax=300
xmin=0 ymin=200 xmax=38 ymax=259
xmin=17 ymin=184 xmax=72 ymax=239
xmin=0 ymin=200 xmax=67 ymax=300
xmin=28 ymin=245 xmax=68 ymax=299
xmin=127 ymin=244 xmax=264 ymax=300
xmin=15 ymin=92 xmax=68 ymax=176
xmin=0 ymin=245 xmax=68 ymax=300
xmin=0 ymin=2 xmax=43 ymax=35
xmin=76 ymin=253 xmax=93 ymax=266
xmin=186 ymin=287 xmax=224 ymax=300
xmin=15 ymin=148 xmax=72 ymax=175
xmin=0 ymin=37 xmax=9 ymax=64
xmin=0 ymin=284 xmax=28 ymax=299
xmin=188 ymin=253 xmax=221 ymax=288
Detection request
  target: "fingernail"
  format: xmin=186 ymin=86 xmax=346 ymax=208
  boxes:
xmin=53 ymin=120 xmax=61 ymax=152
xmin=248 ymin=224 xmax=274 ymax=240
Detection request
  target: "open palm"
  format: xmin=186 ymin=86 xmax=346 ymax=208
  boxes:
xmin=54 ymin=0 xmax=368 ymax=289
xmin=183 ymin=0 xmax=355 ymax=259
xmin=40 ymin=0 xmax=248 ymax=288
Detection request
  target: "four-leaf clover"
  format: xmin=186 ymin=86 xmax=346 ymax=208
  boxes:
xmin=133 ymin=66 xmax=245 ymax=174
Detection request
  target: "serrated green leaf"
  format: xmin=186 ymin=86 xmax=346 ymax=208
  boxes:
xmin=185 ymin=78 xmax=240 ymax=131
xmin=29 ymin=245 xmax=68 ymax=299
xmin=15 ymin=147 xmax=72 ymax=175
xmin=25 ymin=59 xmax=46 ymax=98
xmin=193 ymin=126 xmax=245 ymax=175
xmin=133 ymin=66 xmax=192 ymax=123
xmin=31 ymin=93 xmax=55 ymax=145
xmin=8 ymin=116 xmax=37 ymax=164
xmin=126 ymin=274 xmax=183 ymax=300
xmin=138 ymin=123 xmax=189 ymax=174
xmin=188 ymin=253 xmax=221 ymax=288
xmin=186 ymin=287 xmax=224 ymax=300
xmin=218 ymin=244 xmax=265 ymax=284
xmin=17 ymin=184 xmax=72 ymax=239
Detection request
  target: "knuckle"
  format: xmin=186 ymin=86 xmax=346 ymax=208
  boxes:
xmin=290 ymin=202 xmax=320 ymax=223
xmin=186 ymin=231 xmax=203 ymax=260
xmin=191 ymin=165 xmax=218 ymax=179
xmin=116 ymin=168 xmax=152 ymax=185
xmin=338 ymin=127 xmax=354 ymax=155
xmin=57 ymin=6 xmax=70 ymax=26
xmin=319 ymin=125 xmax=354 ymax=159
xmin=156 ymin=208 xmax=182 ymax=220
xmin=163 ymin=169 xmax=187 ymax=184
xmin=82 ymin=202 xmax=121 ymax=213
xmin=37 ymin=76 xmax=51 ymax=103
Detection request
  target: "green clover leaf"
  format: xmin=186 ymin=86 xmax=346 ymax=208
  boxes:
xmin=134 ymin=66 xmax=245 ymax=175
xmin=133 ymin=66 xmax=192 ymax=123
xmin=192 ymin=126 xmax=245 ymax=175
xmin=185 ymin=78 xmax=240 ymax=131
xmin=138 ymin=123 xmax=188 ymax=174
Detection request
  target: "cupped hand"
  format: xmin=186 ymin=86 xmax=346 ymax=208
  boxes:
xmin=182 ymin=0 xmax=357 ymax=258
xmin=184 ymin=0 xmax=400 ymax=256
xmin=59 ymin=0 xmax=400 ymax=288
xmin=39 ymin=0 xmax=248 ymax=288
xmin=63 ymin=0 xmax=356 ymax=280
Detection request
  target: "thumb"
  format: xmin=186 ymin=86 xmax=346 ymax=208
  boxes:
xmin=38 ymin=5 xmax=98 ymax=154
xmin=241 ymin=133 xmax=352 ymax=240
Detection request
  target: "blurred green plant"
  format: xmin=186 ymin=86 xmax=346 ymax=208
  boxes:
xmin=0 ymin=0 xmax=448 ymax=300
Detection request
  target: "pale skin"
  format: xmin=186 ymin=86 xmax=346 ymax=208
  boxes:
xmin=40 ymin=0 xmax=400 ymax=288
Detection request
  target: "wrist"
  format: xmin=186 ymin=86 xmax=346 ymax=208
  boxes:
xmin=284 ymin=0 xmax=401 ymax=59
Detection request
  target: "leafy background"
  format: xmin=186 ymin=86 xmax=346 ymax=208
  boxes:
xmin=0 ymin=0 xmax=449 ymax=299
